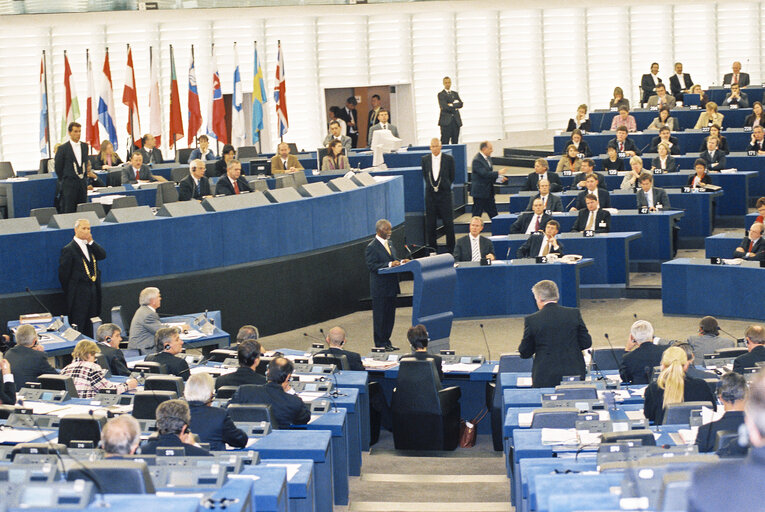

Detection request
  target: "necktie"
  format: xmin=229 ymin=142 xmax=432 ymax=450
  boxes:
xmin=282 ymin=160 xmax=288 ymax=169
xmin=134 ymin=168 xmax=140 ymax=181
xmin=749 ymin=240 xmax=754 ymax=252
xmin=233 ymin=180 xmax=240 ymax=194
xmin=534 ymin=216 xmax=540 ymax=231
xmin=619 ymin=142 xmax=624 ymax=152
xmin=542 ymin=196 xmax=547 ymax=206
xmin=384 ymin=240 xmax=391 ymax=255
xmin=471 ymin=237 xmax=480 ymax=262
xmin=585 ymin=211 xmax=595 ymax=231
xmin=542 ymin=239 xmax=550 ymax=256
xmin=734 ymin=74 xmax=739 ymax=85
xmin=195 ymin=181 xmax=201 ymax=196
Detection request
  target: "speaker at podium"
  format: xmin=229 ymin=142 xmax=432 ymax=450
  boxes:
xmin=103 ymin=206 xmax=156 ymax=223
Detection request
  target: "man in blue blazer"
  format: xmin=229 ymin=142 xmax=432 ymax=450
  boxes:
xmin=365 ymin=219 xmax=409 ymax=351
xmin=185 ymin=373 xmax=247 ymax=451
xmin=471 ymin=141 xmax=507 ymax=218
xmin=178 ymin=159 xmax=212 ymax=201
xmin=636 ymin=173 xmax=671 ymax=211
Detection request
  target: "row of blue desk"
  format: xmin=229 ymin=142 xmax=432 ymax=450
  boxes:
xmin=585 ymin=105 xmax=754 ymax=134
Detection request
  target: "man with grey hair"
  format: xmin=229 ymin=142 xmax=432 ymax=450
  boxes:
xmin=694 ymin=371 xmax=746 ymax=453
xmin=619 ymin=320 xmax=666 ymax=384
xmin=95 ymin=323 xmax=130 ymax=376
xmin=185 ymin=372 xmax=247 ymax=451
xmin=4 ymin=324 xmax=57 ymax=391
xmin=518 ymin=280 xmax=592 ymax=387
xmin=101 ymin=415 xmax=141 ymax=456
xmin=687 ymin=369 xmax=765 ymax=511
xmin=366 ymin=219 xmax=409 ymax=351
xmin=58 ymin=218 xmax=106 ymax=338
xmin=314 ymin=326 xmax=365 ymax=371
xmin=733 ymin=325 xmax=765 ymax=374
xmin=178 ymin=158 xmax=211 ymax=201
xmin=235 ymin=325 xmax=260 ymax=345
xmin=128 ymin=287 xmax=165 ymax=355
xmin=214 ymin=159 xmax=252 ymax=196
xmin=140 ymin=399 xmax=210 ymax=456
xmin=734 ymin=221 xmax=765 ymax=261
xmin=145 ymin=327 xmax=190 ymax=380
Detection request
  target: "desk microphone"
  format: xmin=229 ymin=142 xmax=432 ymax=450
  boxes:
xmin=404 ymin=244 xmax=414 ymax=259
xmin=587 ymin=349 xmax=607 ymax=381
xmin=319 ymin=328 xmax=327 ymax=343
xmin=718 ymin=326 xmax=743 ymax=343
xmin=506 ymin=247 xmax=512 ymax=260
xmin=564 ymin=196 xmax=577 ymax=211
xmin=407 ymin=243 xmax=437 ymax=254
xmin=25 ymin=287 xmax=52 ymax=316
xmin=479 ymin=323 xmax=492 ymax=363
xmin=303 ymin=332 xmax=324 ymax=343
xmin=603 ymin=333 xmax=622 ymax=369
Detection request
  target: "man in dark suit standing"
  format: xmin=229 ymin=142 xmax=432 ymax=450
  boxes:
xmin=337 ymin=96 xmax=359 ymax=148
xmin=523 ymin=159 xmax=562 ymax=193
xmin=733 ymin=325 xmax=765 ymax=374
xmin=138 ymin=134 xmax=163 ymax=164
xmin=471 ymin=141 xmax=507 ymax=219
xmin=517 ymin=220 xmax=564 ymax=258
xmin=722 ymin=61 xmax=750 ymax=88
xmin=95 ymin=323 xmax=130 ymax=377
xmin=58 ymin=218 xmax=106 ymax=338
xmin=215 ymin=160 xmax=252 ymax=196
xmin=510 ymin=198 xmax=552 ymax=234
xmin=55 ymin=122 xmax=89 ymax=213
xmin=5 ymin=325 xmax=57 ymax=391
xmin=687 ymin=370 xmax=765 ymax=512
xmin=366 ymin=219 xmax=409 ymax=351
xmin=368 ymin=94 xmax=383 ymax=130
xmin=636 ymin=173 xmax=671 ymax=211
xmin=145 ymin=327 xmax=191 ymax=380
xmin=734 ymin=222 xmax=765 ymax=260
xmin=640 ymin=62 xmax=662 ymax=105
xmin=178 ymin=159 xmax=212 ymax=201
xmin=229 ymin=357 xmax=311 ymax=428
xmin=438 ymin=76 xmax=463 ymax=144
xmin=518 ymin=280 xmax=592 ymax=387
xmin=571 ymin=194 xmax=611 ymax=233
xmin=669 ymin=62 xmax=693 ymax=101
xmin=215 ymin=339 xmax=267 ymax=390
xmin=422 ymin=138 xmax=456 ymax=253
xmin=453 ymin=216 xmax=495 ymax=262
xmin=314 ymin=326 xmax=365 ymax=371
xmin=619 ymin=320 xmax=666 ymax=384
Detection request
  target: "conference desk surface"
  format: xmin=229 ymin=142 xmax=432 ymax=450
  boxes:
xmin=243 ymin=462 xmax=309 ymax=512
xmin=491 ymin=211 xmax=683 ymax=260
xmin=488 ymin=232 xmax=640 ymax=286
xmin=662 ymin=257 xmax=765 ymax=320
xmin=705 ymin=232 xmax=744 ymax=258
xmin=585 ymin=105 xmax=752 ymax=134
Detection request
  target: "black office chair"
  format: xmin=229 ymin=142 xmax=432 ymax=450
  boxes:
xmin=592 ymin=348 xmax=625 ymax=371
xmin=170 ymin=167 xmax=189 ymax=183
xmin=715 ymin=347 xmax=748 ymax=358
xmin=714 ymin=430 xmax=748 ymax=458
xmin=108 ymin=169 xmax=123 ymax=187
xmin=312 ymin=353 xmax=349 ymax=370
xmin=76 ymin=202 xmax=106 ymax=218
xmin=132 ymin=390 xmax=177 ymax=420
xmin=391 ymin=359 xmax=461 ymax=450
xmin=66 ymin=460 xmax=155 ymax=494
xmin=38 ymin=375 xmax=78 ymax=400
xmin=529 ymin=407 xmax=582 ymax=429
xmin=237 ymin=146 xmax=259 ymax=159
xmin=30 ymin=207 xmax=57 ymax=226
xmin=156 ymin=181 xmax=179 ymax=206
xmin=227 ymin=403 xmax=279 ymax=429
xmin=662 ymin=401 xmax=714 ymax=425
xmin=58 ymin=414 xmax=106 ymax=447
xmin=133 ymin=361 xmax=168 ymax=375
xmin=215 ymin=386 xmax=239 ymax=399
xmin=111 ymin=196 xmax=138 ymax=209
xmin=144 ymin=375 xmax=184 ymax=396
xmin=0 ymin=161 xmax=14 ymax=179
xmin=489 ymin=353 xmax=534 ymax=451
xmin=176 ymin=148 xmax=193 ymax=165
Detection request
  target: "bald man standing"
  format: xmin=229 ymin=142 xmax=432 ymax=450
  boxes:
xmin=422 ymin=138 xmax=456 ymax=253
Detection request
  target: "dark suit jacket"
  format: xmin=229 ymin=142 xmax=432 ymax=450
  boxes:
xmin=92 ymin=153 xmax=123 ymax=170
xmin=314 ymin=347 xmax=365 ymax=371
xmin=97 ymin=342 xmax=130 ymax=377
xmin=213 ymin=159 xmax=228 ymax=177
xmin=643 ymin=376 xmax=716 ymax=425
xmin=575 ymin=189 xmax=610 ymax=210
xmin=724 ymin=91 xmax=749 ymax=108
xmin=525 ymin=193 xmax=564 ymax=212
xmin=145 ymin=351 xmax=190 ymax=381
xmin=215 ymin=366 xmax=267 ymax=390
xmin=0 ymin=381 xmax=15 ymax=405
xmin=214 ymin=176 xmax=253 ymax=196
xmin=669 ymin=73 xmax=693 ymax=98
xmin=178 ymin=175 xmax=211 ymax=201
xmin=5 ymin=344 xmax=57 ymax=391
xmin=337 ymin=106 xmax=359 ymax=136
xmin=453 ymin=235 xmax=495 ymax=262
xmin=566 ymin=118 xmax=591 ymax=133
xmin=438 ymin=89 xmax=463 ymax=127
xmin=619 ymin=342 xmax=667 ymax=384
xmin=723 ymin=72 xmax=750 ymax=87
xmin=399 ymin=352 xmax=444 ymax=382
xmin=365 ymin=238 xmax=400 ymax=298
xmin=700 ymin=150 xmax=726 ymax=170
xmin=58 ymin=239 xmax=106 ymax=317
xmin=229 ymin=382 xmax=311 ymax=428
xmin=510 ymin=212 xmax=553 ymax=234
xmin=735 ymin=236 xmax=765 ymax=260
xmin=572 ymin=208 xmax=611 ymax=233
xmin=748 ymin=138 xmax=765 ymax=153
xmin=573 ymin=172 xmax=605 ymax=190
xmin=470 ymin=153 xmax=498 ymax=199
xmin=745 ymin=114 xmax=765 ymax=129
xmin=140 ymin=432 xmax=211 ymax=456
xmin=733 ymin=345 xmax=765 ymax=374
xmin=607 ymin=137 xmax=641 ymax=156
xmin=649 ymin=136 xmax=681 ymax=155
xmin=687 ymin=446 xmax=765 ymax=512
xmin=139 ymin=147 xmax=163 ymax=165
xmin=188 ymin=401 xmax=248 ymax=451
xmin=120 ymin=164 xmax=156 ymax=185
xmin=54 ymin=140 xmax=89 ymax=182
xmin=518 ymin=303 xmax=592 ymax=387
xmin=523 ymin=172 xmax=563 ymax=193
xmin=422 ymin=153 xmax=455 ymax=198
xmin=640 ymin=73 xmax=662 ymax=104
xmin=651 ymin=156 xmax=678 ymax=173
xmin=637 ymin=187 xmax=671 ymax=209
xmin=516 ymin=233 xmax=564 ymax=259
xmin=699 ymin=136 xmax=729 ymax=155
xmin=695 ymin=410 xmax=745 ymax=453
xmin=602 ymin=157 xmax=625 ymax=173
xmin=687 ymin=173 xmax=713 ymax=187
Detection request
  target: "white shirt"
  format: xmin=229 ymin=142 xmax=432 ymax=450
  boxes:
xmin=73 ymin=236 xmax=91 ymax=261
xmin=651 ymin=73 xmax=659 ymax=85
xmin=539 ymin=194 xmax=549 ymax=206
xmin=525 ymin=214 xmax=543 ymax=234
xmin=587 ymin=188 xmax=599 ymax=200
xmin=645 ymin=188 xmax=654 ymax=207
xmin=70 ymin=140 xmax=82 ymax=166
xmin=375 ymin=235 xmax=393 ymax=266
xmin=537 ymin=172 xmax=547 ymax=182
xmin=469 ymin=234 xmax=481 ymax=262
xmin=431 ymin=153 xmax=441 ymax=181
xmin=537 ymin=236 xmax=557 ymax=257
xmin=675 ymin=73 xmax=687 ymax=90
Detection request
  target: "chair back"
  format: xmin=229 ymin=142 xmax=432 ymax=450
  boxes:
xmin=714 ymin=429 xmax=748 ymax=458
xmin=392 ymin=359 xmax=442 ymax=415
xmin=312 ymin=353 xmax=349 ymax=370
xmin=111 ymin=196 xmax=138 ymax=209
xmin=176 ymin=148 xmax=193 ymax=164
xmin=592 ymin=348 xmax=625 ymax=371
xmin=530 ymin=407 xmax=581 ymax=429
xmin=498 ymin=353 xmax=532 ymax=373
xmin=131 ymin=390 xmax=176 ymax=420
xmin=237 ymin=146 xmax=259 ymax=159
xmin=66 ymin=460 xmax=155 ymax=494
xmin=30 ymin=207 xmax=57 ymax=226
xmin=171 ymin=167 xmax=189 ymax=183
xmin=227 ymin=403 xmax=279 ymax=429
xmin=0 ymin=161 xmax=14 ymax=179
xmin=76 ymin=202 xmax=106 ymax=218
xmin=155 ymin=181 xmax=179 ymax=206
xmin=58 ymin=414 xmax=106 ymax=447
xmin=215 ymin=386 xmax=239 ymax=399
xmin=662 ymin=401 xmax=713 ymax=425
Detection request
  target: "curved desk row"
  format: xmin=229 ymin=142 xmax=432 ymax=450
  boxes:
xmin=584 ymin=106 xmax=752 ymax=135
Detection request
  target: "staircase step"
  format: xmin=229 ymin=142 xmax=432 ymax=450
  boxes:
xmin=361 ymin=474 xmax=508 ymax=483
xmin=350 ymin=502 xmax=511 ymax=512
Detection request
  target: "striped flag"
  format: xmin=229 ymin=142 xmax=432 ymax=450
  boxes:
xmin=122 ymin=45 xmax=141 ymax=145
xmin=39 ymin=54 xmax=49 ymax=157
xmin=252 ymin=42 xmax=267 ymax=144
xmin=98 ymin=49 xmax=118 ymax=150
xmin=149 ymin=47 xmax=161 ymax=147
xmin=85 ymin=50 xmax=100 ymax=150
xmin=231 ymin=44 xmax=245 ymax=148
xmin=206 ymin=49 xmax=227 ymax=144
xmin=60 ymin=51 xmax=80 ymax=142
xmin=168 ymin=45 xmax=184 ymax=146
xmin=187 ymin=46 xmax=202 ymax=146
xmin=274 ymin=41 xmax=288 ymax=137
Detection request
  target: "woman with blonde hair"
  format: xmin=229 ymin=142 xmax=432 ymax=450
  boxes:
xmin=61 ymin=340 xmax=137 ymax=398
xmin=643 ymin=346 xmax=716 ymax=425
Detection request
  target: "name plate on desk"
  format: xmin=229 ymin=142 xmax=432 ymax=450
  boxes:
xmin=653 ymin=169 xmax=664 ymax=175
xmin=701 ymin=126 xmax=711 ymax=132
xmin=638 ymin=206 xmax=649 ymax=214
xmin=562 ymin=170 xmax=572 ymax=176
xmin=577 ymin=152 xmax=585 ymax=158
xmin=730 ymin=104 xmax=739 ymax=109
xmin=583 ymin=230 xmax=595 ymax=237
xmin=617 ymin=152 xmax=626 ymax=158
xmin=535 ymin=256 xmax=548 ymax=264
xmin=610 ymin=107 xmax=618 ymax=112
xmin=649 ymin=106 xmax=658 ymax=111
xmin=689 ymin=105 xmax=700 ymax=110
xmin=745 ymin=126 xmax=754 ymax=132
xmin=544 ymin=209 xmax=552 ymax=216
xmin=748 ymin=150 xmax=757 ymax=156
xmin=608 ymin=169 xmax=618 ymax=175
xmin=710 ymin=257 xmax=723 ymax=265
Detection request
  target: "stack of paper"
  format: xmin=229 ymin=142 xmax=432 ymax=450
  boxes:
xmin=541 ymin=428 xmax=578 ymax=445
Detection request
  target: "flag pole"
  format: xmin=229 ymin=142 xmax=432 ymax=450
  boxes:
xmin=127 ymin=43 xmax=134 ymax=155
xmin=86 ymin=48 xmax=93 ymax=155
xmin=170 ymin=44 xmax=176 ymax=155
xmin=191 ymin=44 xmax=198 ymax=149
xmin=42 ymin=49 xmax=51 ymax=158
xmin=278 ymin=39 xmax=283 ymax=144
xmin=212 ymin=42 xmax=219 ymax=155
xmin=254 ymin=40 xmax=261 ymax=154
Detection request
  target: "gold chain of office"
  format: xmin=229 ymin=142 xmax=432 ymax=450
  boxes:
xmin=82 ymin=257 xmax=97 ymax=283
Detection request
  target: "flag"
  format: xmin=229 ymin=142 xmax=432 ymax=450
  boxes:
xmin=231 ymin=45 xmax=245 ymax=148
xmin=274 ymin=41 xmax=288 ymax=137
xmin=98 ymin=49 xmax=118 ymax=150
xmin=60 ymin=52 xmax=80 ymax=142
xmin=168 ymin=45 xmax=184 ymax=146
xmin=39 ymin=55 xmax=49 ymax=157
xmin=206 ymin=50 xmax=227 ymax=144
xmin=86 ymin=51 xmax=100 ymax=150
xmin=252 ymin=43 xmax=267 ymax=144
xmin=187 ymin=46 xmax=202 ymax=146
xmin=122 ymin=46 xmax=141 ymax=145
xmin=149 ymin=47 xmax=161 ymax=148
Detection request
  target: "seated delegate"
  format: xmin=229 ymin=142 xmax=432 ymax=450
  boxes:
xmin=517 ymin=219 xmax=563 ymax=258
xmin=566 ymin=104 xmax=591 ymax=133
xmin=555 ymin=144 xmax=582 ymax=174
xmin=651 ymin=142 xmax=678 ymax=173
xmin=399 ymin=324 xmax=443 ymax=382
xmin=60 ymin=340 xmax=137 ymax=399
xmin=185 ymin=372 xmax=248 ymax=451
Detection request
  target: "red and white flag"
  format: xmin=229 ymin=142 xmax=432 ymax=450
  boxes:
xmin=60 ymin=51 xmax=80 ymax=142
xmin=168 ymin=45 xmax=184 ymax=146
xmin=122 ymin=45 xmax=141 ymax=145
xmin=86 ymin=50 xmax=100 ymax=150
xmin=149 ymin=46 xmax=162 ymax=148
xmin=274 ymin=41 xmax=288 ymax=137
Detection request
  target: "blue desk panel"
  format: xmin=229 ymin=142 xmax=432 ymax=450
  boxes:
xmin=662 ymin=257 xmax=765 ymax=320
xmin=0 ymin=174 xmax=57 ymax=218
xmin=585 ymin=106 xmax=752 ymax=134
xmin=706 ymin=85 xmax=765 ymax=105
xmin=305 ymin=410 xmax=349 ymax=506
xmin=335 ymin=371 xmax=370 ymax=452
xmin=489 ymin=232 xmax=640 ymax=285
xmin=257 ymin=459 xmax=315 ymax=512
xmin=239 ymin=465 xmax=293 ymax=512
xmin=705 ymin=232 xmax=743 ymax=258
xmin=491 ymin=211 xmax=683 ymax=260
